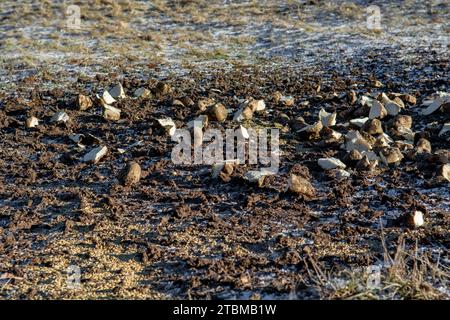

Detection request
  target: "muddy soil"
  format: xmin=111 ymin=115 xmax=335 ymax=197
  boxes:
xmin=0 ymin=1 xmax=449 ymax=299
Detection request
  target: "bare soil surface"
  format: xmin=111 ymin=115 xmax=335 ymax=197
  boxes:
xmin=0 ymin=1 xmax=448 ymax=299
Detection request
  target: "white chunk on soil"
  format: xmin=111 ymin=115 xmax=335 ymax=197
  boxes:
xmin=51 ymin=110 xmax=70 ymax=123
xmin=318 ymin=157 xmax=346 ymax=170
xmin=83 ymin=146 xmax=108 ymax=163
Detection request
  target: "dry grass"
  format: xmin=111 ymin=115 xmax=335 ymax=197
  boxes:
xmin=305 ymin=233 xmax=449 ymax=300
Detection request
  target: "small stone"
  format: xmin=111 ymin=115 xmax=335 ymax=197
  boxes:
xmin=416 ymin=138 xmax=432 ymax=154
xmin=288 ymin=174 xmax=315 ymax=197
xmin=385 ymin=101 xmax=402 ymax=116
xmin=348 ymin=90 xmax=357 ymax=104
xmin=26 ymin=116 xmax=39 ymax=128
xmin=344 ymin=130 xmax=372 ymax=153
xmin=393 ymin=97 xmax=405 ymax=109
xmin=356 ymin=155 xmax=378 ymax=171
xmin=400 ymin=94 xmax=416 ymax=105
xmin=83 ymin=146 xmax=107 ymax=163
xmin=98 ymin=90 xmax=116 ymax=105
xmin=298 ymin=121 xmax=323 ymax=140
xmin=369 ymin=100 xmax=387 ymax=119
xmin=248 ymin=99 xmax=266 ymax=112
xmin=318 ymin=108 xmax=336 ymax=127
xmin=212 ymin=162 xmax=235 ymax=181
xmin=236 ymin=125 xmax=249 ymax=139
xmin=349 ymin=117 xmax=369 ymax=128
xmin=374 ymin=134 xmax=393 ymax=148
xmin=439 ymin=123 xmax=450 ymax=137
xmin=362 ymin=119 xmax=383 ymax=135
xmin=406 ymin=211 xmax=424 ymax=228
xmin=318 ymin=157 xmax=346 ymax=170
xmin=198 ymin=98 xmax=215 ymax=112
xmin=157 ymin=118 xmax=176 ymax=136
xmin=233 ymin=106 xmax=253 ymax=122
xmin=273 ymin=91 xmax=282 ymax=103
xmin=392 ymin=126 xmax=415 ymax=142
xmin=134 ymin=88 xmax=151 ymax=98
xmin=373 ymin=80 xmax=383 ymax=88
xmin=344 ymin=149 xmax=363 ymax=165
xmin=244 ymin=170 xmax=266 ymax=187
xmin=208 ymin=103 xmax=228 ymax=122
xmin=109 ymin=83 xmax=126 ymax=99
xmin=439 ymin=164 xmax=449 ymax=182
xmin=335 ymin=169 xmax=351 ymax=179
xmin=421 ymin=96 xmax=444 ymax=115
xmin=154 ymin=82 xmax=172 ymax=96
xmin=380 ymin=147 xmax=403 ymax=165
xmin=391 ymin=115 xmax=412 ymax=130
xmin=103 ymin=105 xmax=121 ymax=121
xmin=118 ymin=162 xmax=141 ymax=186
xmin=432 ymin=149 xmax=449 ymax=164
xmin=172 ymin=99 xmax=185 ymax=107
xmin=51 ymin=110 xmax=70 ymax=123
xmin=280 ymin=95 xmax=295 ymax=107
xmin=77 ymin=94 xmax=93 ymax=111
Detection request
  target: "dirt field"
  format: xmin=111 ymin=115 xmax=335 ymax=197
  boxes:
xmin=0 ymin=1 xmax=449 ymax=299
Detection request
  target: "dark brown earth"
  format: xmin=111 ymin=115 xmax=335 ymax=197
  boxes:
xmin=0 ymin=59 xmax=448 ymax=299
xmin=0 ymin=0 xmax=449 ymax=300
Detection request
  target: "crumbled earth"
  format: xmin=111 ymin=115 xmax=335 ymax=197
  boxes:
xmin=0 ymin=1 xmax=449 ymax=299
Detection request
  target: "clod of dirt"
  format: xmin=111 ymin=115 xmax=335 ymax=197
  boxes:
xmin=118 ymin=162 xmax=141 ymax=186
xmin=362 ymin=119 xmax=383 ymax=135
xmin=406 ymin=210 xmax=425 ymax=228
xmin=109 ymin=83 xmax=126 ymax=99
xmin=208 ymin=103 xmax=228 ymax=122
xmin=380 ymin=147 xmax=403 ymax=166
xmin=26 ymin=116 xmax=39 ymax=128
xmin=318 ymin=157 xmax=346 ymax=170
xmin=82 ymin=146 xmax=108 ymax=163
xmin=51 ymin=110 xmax=70 ymax=123
xmin=103 ymin=105 xmax=121 ymax=121
xmin=287 ymin=174 xmax=315 ymax=197
xmin=77 ymin=94 xmax=93 ymax=111
xmin=318 ymin=108 xmax=336 ymax=127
